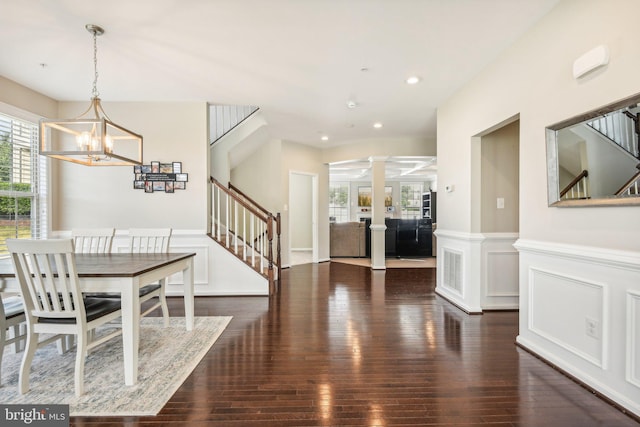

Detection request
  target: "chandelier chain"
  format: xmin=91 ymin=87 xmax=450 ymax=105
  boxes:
xmin=92 ymin=29 xmax=99 ymax=99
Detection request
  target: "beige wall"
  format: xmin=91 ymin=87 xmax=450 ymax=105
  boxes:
xmin=438 ymin=0 xmax=640 ymax=250
xmin=480 ymin=120 xmax=519 ymax=233
xmin=0 ymin=76 xmax=57 ymax=119
xmin=230 ymin=138 xmax=282 ymax=215
xmin=437 ymin=0 xmax=640 ymax=414
xmin=290 ymin=173 xmax=313 ymax=249
xmin=54 ymin=101 xmax=208 ymax=231
xmin=0 ymin=78 xmax=208 ymax=232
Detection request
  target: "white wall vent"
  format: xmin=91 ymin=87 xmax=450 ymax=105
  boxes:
xmin=443 ymin=249 xmax=463 ymax=293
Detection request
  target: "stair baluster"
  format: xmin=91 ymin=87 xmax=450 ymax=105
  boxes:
xmin=209 ymin=177 xmax=281 ymax=294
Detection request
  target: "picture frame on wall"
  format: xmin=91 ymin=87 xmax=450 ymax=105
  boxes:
xmin=358 ymin=187 xmax=372 ymax=207
xmin=385 ymin=186 xmax=393 ymax=207
xmin=134 ymin=160 xmax=188 ymax=194
xmin=358 ymin=186 xmax=393 ymax=207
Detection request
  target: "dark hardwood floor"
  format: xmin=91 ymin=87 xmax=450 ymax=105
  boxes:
xmin=72 ymin=262 xmax=638 ymax=426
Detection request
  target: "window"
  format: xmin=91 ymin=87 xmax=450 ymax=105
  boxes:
xmin=0 ymin=111 xmax=47 ymax=257
xmin=400 ymin=182 xmax=423 ymax=219
xmin=329 ymin=182 xmax=349 ymax=223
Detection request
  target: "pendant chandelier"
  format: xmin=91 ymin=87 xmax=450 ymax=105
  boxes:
xmin=40 ymin=24 xmax=143 ymax=166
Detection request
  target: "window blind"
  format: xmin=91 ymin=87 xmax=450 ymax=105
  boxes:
xmin=0 ymin=112 xmax=47 ymax=256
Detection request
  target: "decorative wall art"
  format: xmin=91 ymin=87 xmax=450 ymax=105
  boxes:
xmin=358 ymin=186 xmax=393 ymax=207
xmin=133 ymin=161 xmax=188 ymax=193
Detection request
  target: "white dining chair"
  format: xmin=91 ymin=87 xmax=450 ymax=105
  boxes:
xmin=128 ymin=228 xmax=172 ymax=326
xmin=7 ymin=238 xmax=123 ymax=397
xmin=0 ymin=295 xmax=26 ymax=386
xmin=72 ymin=228 xmax=115 ymax=254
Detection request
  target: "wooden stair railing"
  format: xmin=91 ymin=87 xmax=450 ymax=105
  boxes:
xmin=560 ymin=170 xmax=589 ymax=200
xmin=228 ymin=182 xmax=282 ymax=278
xmin=615 ymin=170 xmax=640 ymax=196
xmin=209 ymin=177 xmax=281 ymax=294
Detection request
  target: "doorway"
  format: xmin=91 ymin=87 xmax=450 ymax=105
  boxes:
xmin=289 ymin=171 xmax=318 ymax=265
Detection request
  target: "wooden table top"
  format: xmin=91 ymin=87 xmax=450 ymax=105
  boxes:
xmin=0 ymin=252 xmax=196 ymax=278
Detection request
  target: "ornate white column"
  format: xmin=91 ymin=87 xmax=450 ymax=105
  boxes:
xmin=370 ymin=156 xmax=387 ymax=270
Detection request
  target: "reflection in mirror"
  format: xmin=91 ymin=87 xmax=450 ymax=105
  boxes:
xmin=546 ymin=93 xmax=640 ymax=206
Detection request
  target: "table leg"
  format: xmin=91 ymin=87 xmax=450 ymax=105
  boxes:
xmin=121 ymin=279 xmax=141 ymax=385
xmin=184 ymin=257 xmax=194 ymax=331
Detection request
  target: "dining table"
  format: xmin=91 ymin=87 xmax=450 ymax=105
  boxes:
xmin=0 ymin=251 xmax=196 ymax=386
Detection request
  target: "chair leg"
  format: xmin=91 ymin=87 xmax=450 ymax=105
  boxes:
xmin=19 ymin=329 xmax=39 ymax=394
xmin=74 ymin=330 xmax=87 ymax=397
xmin=10 ymin=325 xmax=21 ymax=353
xmin=159 ymin=278 xmax=169 ymax=327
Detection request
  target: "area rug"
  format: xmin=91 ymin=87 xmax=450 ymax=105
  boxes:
xmin=0 ymin=316 xmax=232 ymax=416
xmin=331 ymin=257 xmax=436 ymax=268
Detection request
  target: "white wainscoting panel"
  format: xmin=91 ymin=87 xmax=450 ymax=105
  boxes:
xmin=166 ymin=244 xmax=209 ymax=288
xmin=486 ymin=252 xmax=519 ymax=297
xmin=529 ymin=268 xmax=607 ymax=368
xmin=482 ymin=233 xmax=519 ymax=310
xmin=628 ymin=291 xmax=640 ymax=388
xmin=433 ymin=229 xmax=484 ymax=314
xmin=515 ymin=239 xmax=640 ymax=418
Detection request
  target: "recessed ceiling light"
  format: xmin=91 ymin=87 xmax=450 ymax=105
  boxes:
xmin=321 ymin=135 xmax=329 ymax=141
xmin=406 ymin=76 xmax=421 ymax=85
xmin=347 ymin=100 xmax=358 ymax=109
xmin=373 ymin=122 xmax=383 ymax=129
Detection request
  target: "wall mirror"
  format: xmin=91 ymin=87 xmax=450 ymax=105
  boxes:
xmin=546 ymin=93 xmax=640 ymax=207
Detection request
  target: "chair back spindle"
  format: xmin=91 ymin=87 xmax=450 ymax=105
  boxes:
xmin=128 ymin=229 xmax=171 ymax=254
xmin=72 ymin=228 xmax=115 ymax=254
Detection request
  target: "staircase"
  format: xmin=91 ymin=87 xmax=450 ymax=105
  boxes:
xmin=560 ymin=169 xmax=589 ymax=200
xmin=586 ymin=107 xmax=640 ymax=198
xmin=210 ymin=105 xmax=259 ymax=145
xmin=209 ymin=177 xmax=281 ymax=294
xmin=586 ymin=107 xmax=639 ymax=158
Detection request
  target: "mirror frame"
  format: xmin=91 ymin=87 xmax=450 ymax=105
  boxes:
xmin=546 ymin=92 xmax=640 ymax=207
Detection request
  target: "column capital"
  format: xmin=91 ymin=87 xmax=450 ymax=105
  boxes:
xmin=368 ymin=156 xmax=389 ymax=163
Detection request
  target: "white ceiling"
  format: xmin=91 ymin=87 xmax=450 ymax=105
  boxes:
xmin=1 ymin=0 xmax=559 ymax=150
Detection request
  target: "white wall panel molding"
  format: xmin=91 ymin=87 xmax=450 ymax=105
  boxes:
xmin=434 ymin=229 xmax=485 ymax=242
xmin=435 ymin=230 xmax=519 ymax=311
xmin=485 ymin=251 xmax=519 ymax=298
xmin=165 ymin=244 xmax=209 ymax=290
xmin=515 ymin=239 xmax=640 ymax=271
xmin=528 ymin=267 xmax=608 ymax=368
xmin=434 ymin=229 xmax=484 ymax=313
xmin=516 ymin=240 xmax=640 ymax=418
xmin=482 ymin=233 xmax=519 ymax=310
xmin=628 ymin=291 xmax=640 ymax=388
